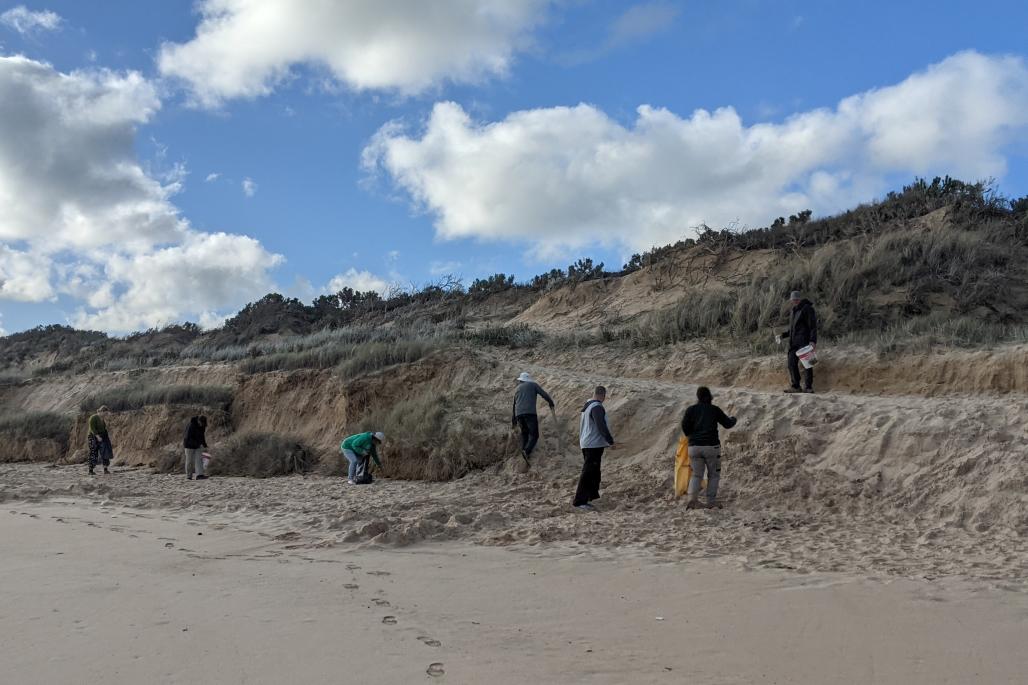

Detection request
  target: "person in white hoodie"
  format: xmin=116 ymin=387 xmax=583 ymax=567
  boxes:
xmin=573 ymin=386 xmax=617 ymax=511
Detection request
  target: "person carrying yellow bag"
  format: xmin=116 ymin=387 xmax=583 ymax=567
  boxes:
xmin=679 ymin=386 xmax=737 ymax=509
xmin=673 ymin=436 xmax=694 ymax=497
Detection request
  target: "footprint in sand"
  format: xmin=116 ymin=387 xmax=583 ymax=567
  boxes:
xmin=343 ymin=584 xmax=359 ymax=590
xmin=382 ymin=616 xmax=397 ymax=625
xmin=164 ymin=542 xmax=175 ymax=548
xmin=367 ymin=570 xmax=390 ymax=577
xmin=418 ymin=636 xmax=442 ymax=647
xmin=426 ymin=663 xmax=445 ymax=677
xmin=346 ymin=564 xmax=361 ymax=571
xmin=372 ymin=598 xmax=390 ymax=607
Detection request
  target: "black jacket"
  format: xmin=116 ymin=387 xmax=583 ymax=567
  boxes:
xmin=183 ymin=417 xmax=208 ymax=449
xmin=681 ymin=402 xmax=736 ymax=447
xmin=784 ymin=299 xmax=817 ymax=349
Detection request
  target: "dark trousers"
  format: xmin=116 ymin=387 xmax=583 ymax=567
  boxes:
xmin=573 ymin=448 xmax=605 ymax=506
xmin=788 ymin=347 xmax=813 ymax=390
xmin=517 ymin=414 xmax=540 ymax=457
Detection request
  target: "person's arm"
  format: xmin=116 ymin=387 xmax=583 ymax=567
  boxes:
xmin=716 ymin=406 xmax=737 ymax=429
xmin=200 ymin=427 xmax=208 ymax=449
xmin=681 ymin=407 xmax=696 ymax=436
xmin=370 ymin=442 xmax=382 ymax=467
xmin=591 ymin=404 xmax=615 ymax=446
xmin=536 ymin=385 xmax=555 ymax=409
xmin=512 ymin=398 xmax=517 ymax=427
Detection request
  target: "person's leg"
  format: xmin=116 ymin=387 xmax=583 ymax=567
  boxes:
xmin=517 ymin=415 xmax=530 ymax=453
xmin=194 ymin=449 xmax=205 ymax=477
xmin=705 ymin=448 xmax=722 ymax=504
xmin=787 ymin=349 xmax=801 ymax=389
xmin=524 ymin=414 xmax=540 ymax=456
xmin=343 ymin=449 xmax=359 ymax=481
xmin=686 ymin=447 xmax=706 ymax=503
xmin=184 ymin=448 xmax=193 ymax=478
xmin=573 ymin=449 xmax=600 ymax=506
xmin=803 ymin=364 xmax=814 ymax=391
xmin=88 ymin=436 xmax=98 ymax=473
xmin=588 ymin=448 xmax=604 ymax=501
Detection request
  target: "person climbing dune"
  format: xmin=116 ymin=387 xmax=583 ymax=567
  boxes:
xmin=511 ymin=372 xmax=555 ymax=464
xmin=779 ymin=290 xmax=818 ymax=393
xmin=680 ymin=387 xmax=736 ymax=509
xmin=573 ymin=385 xmax=617 ymax=512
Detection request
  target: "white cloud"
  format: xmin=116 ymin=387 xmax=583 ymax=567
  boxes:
xmin=0 ymin=313 xmax=5 ymax=337
xmin=608 ymin=2 xmax=680 ymax=47
xmin=73 ymin=232 xmax=283 ymax=331
xmin=326 ymin=268 xmax=390 ymax=295
xmin=364 ymin=51 xmax=1028 ymax=255
xmin=0 ymin=56 xmax=282 ymax=332
xmin=242 ymin=177 xmax=257 ymax=197
xmin=205 ymin=172 xmax=221 ymax=182
xmin=0 ymin=6 xmax=62 ymax=34
xmin=157 ymin=0 xmax=550 ymax=107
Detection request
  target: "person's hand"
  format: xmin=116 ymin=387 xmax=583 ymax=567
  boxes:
xmin=608 ymin=443 xmax=619 ymax=450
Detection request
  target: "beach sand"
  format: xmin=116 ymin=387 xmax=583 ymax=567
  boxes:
xmin=4 ymin=495 xmax=1027 ymax=684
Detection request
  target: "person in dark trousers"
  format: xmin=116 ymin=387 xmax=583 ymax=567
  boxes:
xmin=512 ymin=372 xmax=555 ymax=463
xmin=573 ymin=386 xmax=617 ymax=511
xmin=86 ymin=405 xmax=113 ymax=476
xmin=183 ymin=415 xmax=209 ymax=480
xmin=681 ymin=386 xmax=737 ymax=509
xmin=780 ymin=290 xmax=817 ymax=393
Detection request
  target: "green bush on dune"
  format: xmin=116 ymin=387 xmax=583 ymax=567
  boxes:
xmin=79 ymin=385 xmax=234 ymax=413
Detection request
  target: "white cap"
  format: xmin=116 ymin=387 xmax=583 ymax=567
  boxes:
xmin=373 ymin=432 xmax=385 ymax=442
xmin=517 ymin=372 xmax=533 ymax=383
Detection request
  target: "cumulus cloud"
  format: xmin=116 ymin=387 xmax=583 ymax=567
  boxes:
xmin=364 ymin=51 xmax=1028 ymax=255
xmin=325 ymin=268 xmax=391 ymax=295
xmin=0 ymin=6 xmax=62 ymax=34
xmin=205 ymin=172 xmax=221 ymax=182
xmin=242 ymin=177 xmax=257 ymax=197
xmin=157 ymin=0 xmax=550 ymax=107
xmin=0 ymin=56 xmax=282 ymax=332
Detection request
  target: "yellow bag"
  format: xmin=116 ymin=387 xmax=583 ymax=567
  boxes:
xmin=674 ymin=436 xmax=691 ymax=497
xmin=674 ymin=436 xmax=705 ymax=497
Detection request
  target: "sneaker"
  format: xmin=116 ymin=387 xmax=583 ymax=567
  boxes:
xmin=88 ymin=469 xmax=95 ymax=476
xmin=195 ymin=475 xmax=208 ymax=480
xmin=685 ymin=499 xmax=703 ymax=509
xmin=784 ymin=387 xmax=802 ymax=394
xmin=347 ymin=480 xmax=355 ymax=485
xmin=520 ymin=449 xmax=531 ymax=465
xmin=802 ymin=388 xmax=815 ymax=394
xmin=574 ymin=503 xmax=597 ymax=512
xmin=103 ymin=468 xmax=111 ymax=474
xmin=707 ymin=501 xmax=724 ymax=509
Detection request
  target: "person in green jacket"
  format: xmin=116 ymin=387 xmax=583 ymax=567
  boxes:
xmin=87 ymin=406 xmax=113 ymax=475
xmin=340 ymin=432 xmax=384 ymax=484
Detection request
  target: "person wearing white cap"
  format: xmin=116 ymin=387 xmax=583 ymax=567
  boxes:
xmin=340 ymin=431 xmax=384 ymax=485
xmin=779 ymin=290 xmax=818 ymax=393
xmin=512 ymin=372 xmax=555 ymax=464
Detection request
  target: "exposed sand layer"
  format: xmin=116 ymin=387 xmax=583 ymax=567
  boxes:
xmin=5 ymin=501 xmax=1027 ymax=685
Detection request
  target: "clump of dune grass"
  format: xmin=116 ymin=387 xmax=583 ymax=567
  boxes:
xmin=79 ymin=385 xmax=233 ymax=412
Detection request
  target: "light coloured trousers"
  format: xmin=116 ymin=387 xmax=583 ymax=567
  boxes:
xmin=184 ymin=448 xmax=205 ymax=478
xmin=687 ymin=445 xmax=721 ymax=503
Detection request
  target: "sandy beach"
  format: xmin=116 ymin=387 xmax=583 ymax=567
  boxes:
xmin=3 ymin=473 xmax=1027 ymax=684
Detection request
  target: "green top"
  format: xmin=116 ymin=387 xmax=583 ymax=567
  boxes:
xmin=340 ymin=432 xmax=381 ymax=466
xmin=88 ymin=414 xmax=107 ymax=436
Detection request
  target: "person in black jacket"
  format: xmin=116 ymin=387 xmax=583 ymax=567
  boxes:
xmin=183 ymin=415 xmax=209 ymax=480
xmin=680 ymin=386 xmax=736 ymax=509
xmin=779 ymin=291 xmax=817 ymax=393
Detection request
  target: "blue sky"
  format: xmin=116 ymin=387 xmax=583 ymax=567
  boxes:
xmin=1 ymin=0 xmax=1027 ymax=334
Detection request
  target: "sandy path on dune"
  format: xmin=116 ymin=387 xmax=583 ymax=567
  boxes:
xmin=4 ymin=501 xmax=1027 ymax=685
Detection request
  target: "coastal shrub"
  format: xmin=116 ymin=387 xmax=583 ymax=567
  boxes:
xmin=336 ymin=340 xmax=434 ymax=379
xmin=203 ymin=432 xmax=316 ymax=477
xmin=463 ymin=324 xmax=543 ymax=348
xmin=79 ymin=384 xmax=234 ymax=412
xmin=0 ymin=411 xmax=74 ymax=444
xmin=350 ymin=392 xmax=503 ymax=481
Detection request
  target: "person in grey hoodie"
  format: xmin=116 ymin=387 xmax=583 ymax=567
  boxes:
xmin=511 ymin=372 xmax=555 ymax=463
xmin=573 ymin=386 xmax=617 ymax=511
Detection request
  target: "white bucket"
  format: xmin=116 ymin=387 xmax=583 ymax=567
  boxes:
xmin=201 ymin=453 xmax=211 ymax=469
xmin=796 ymin=344 xmax=817 ymax=369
